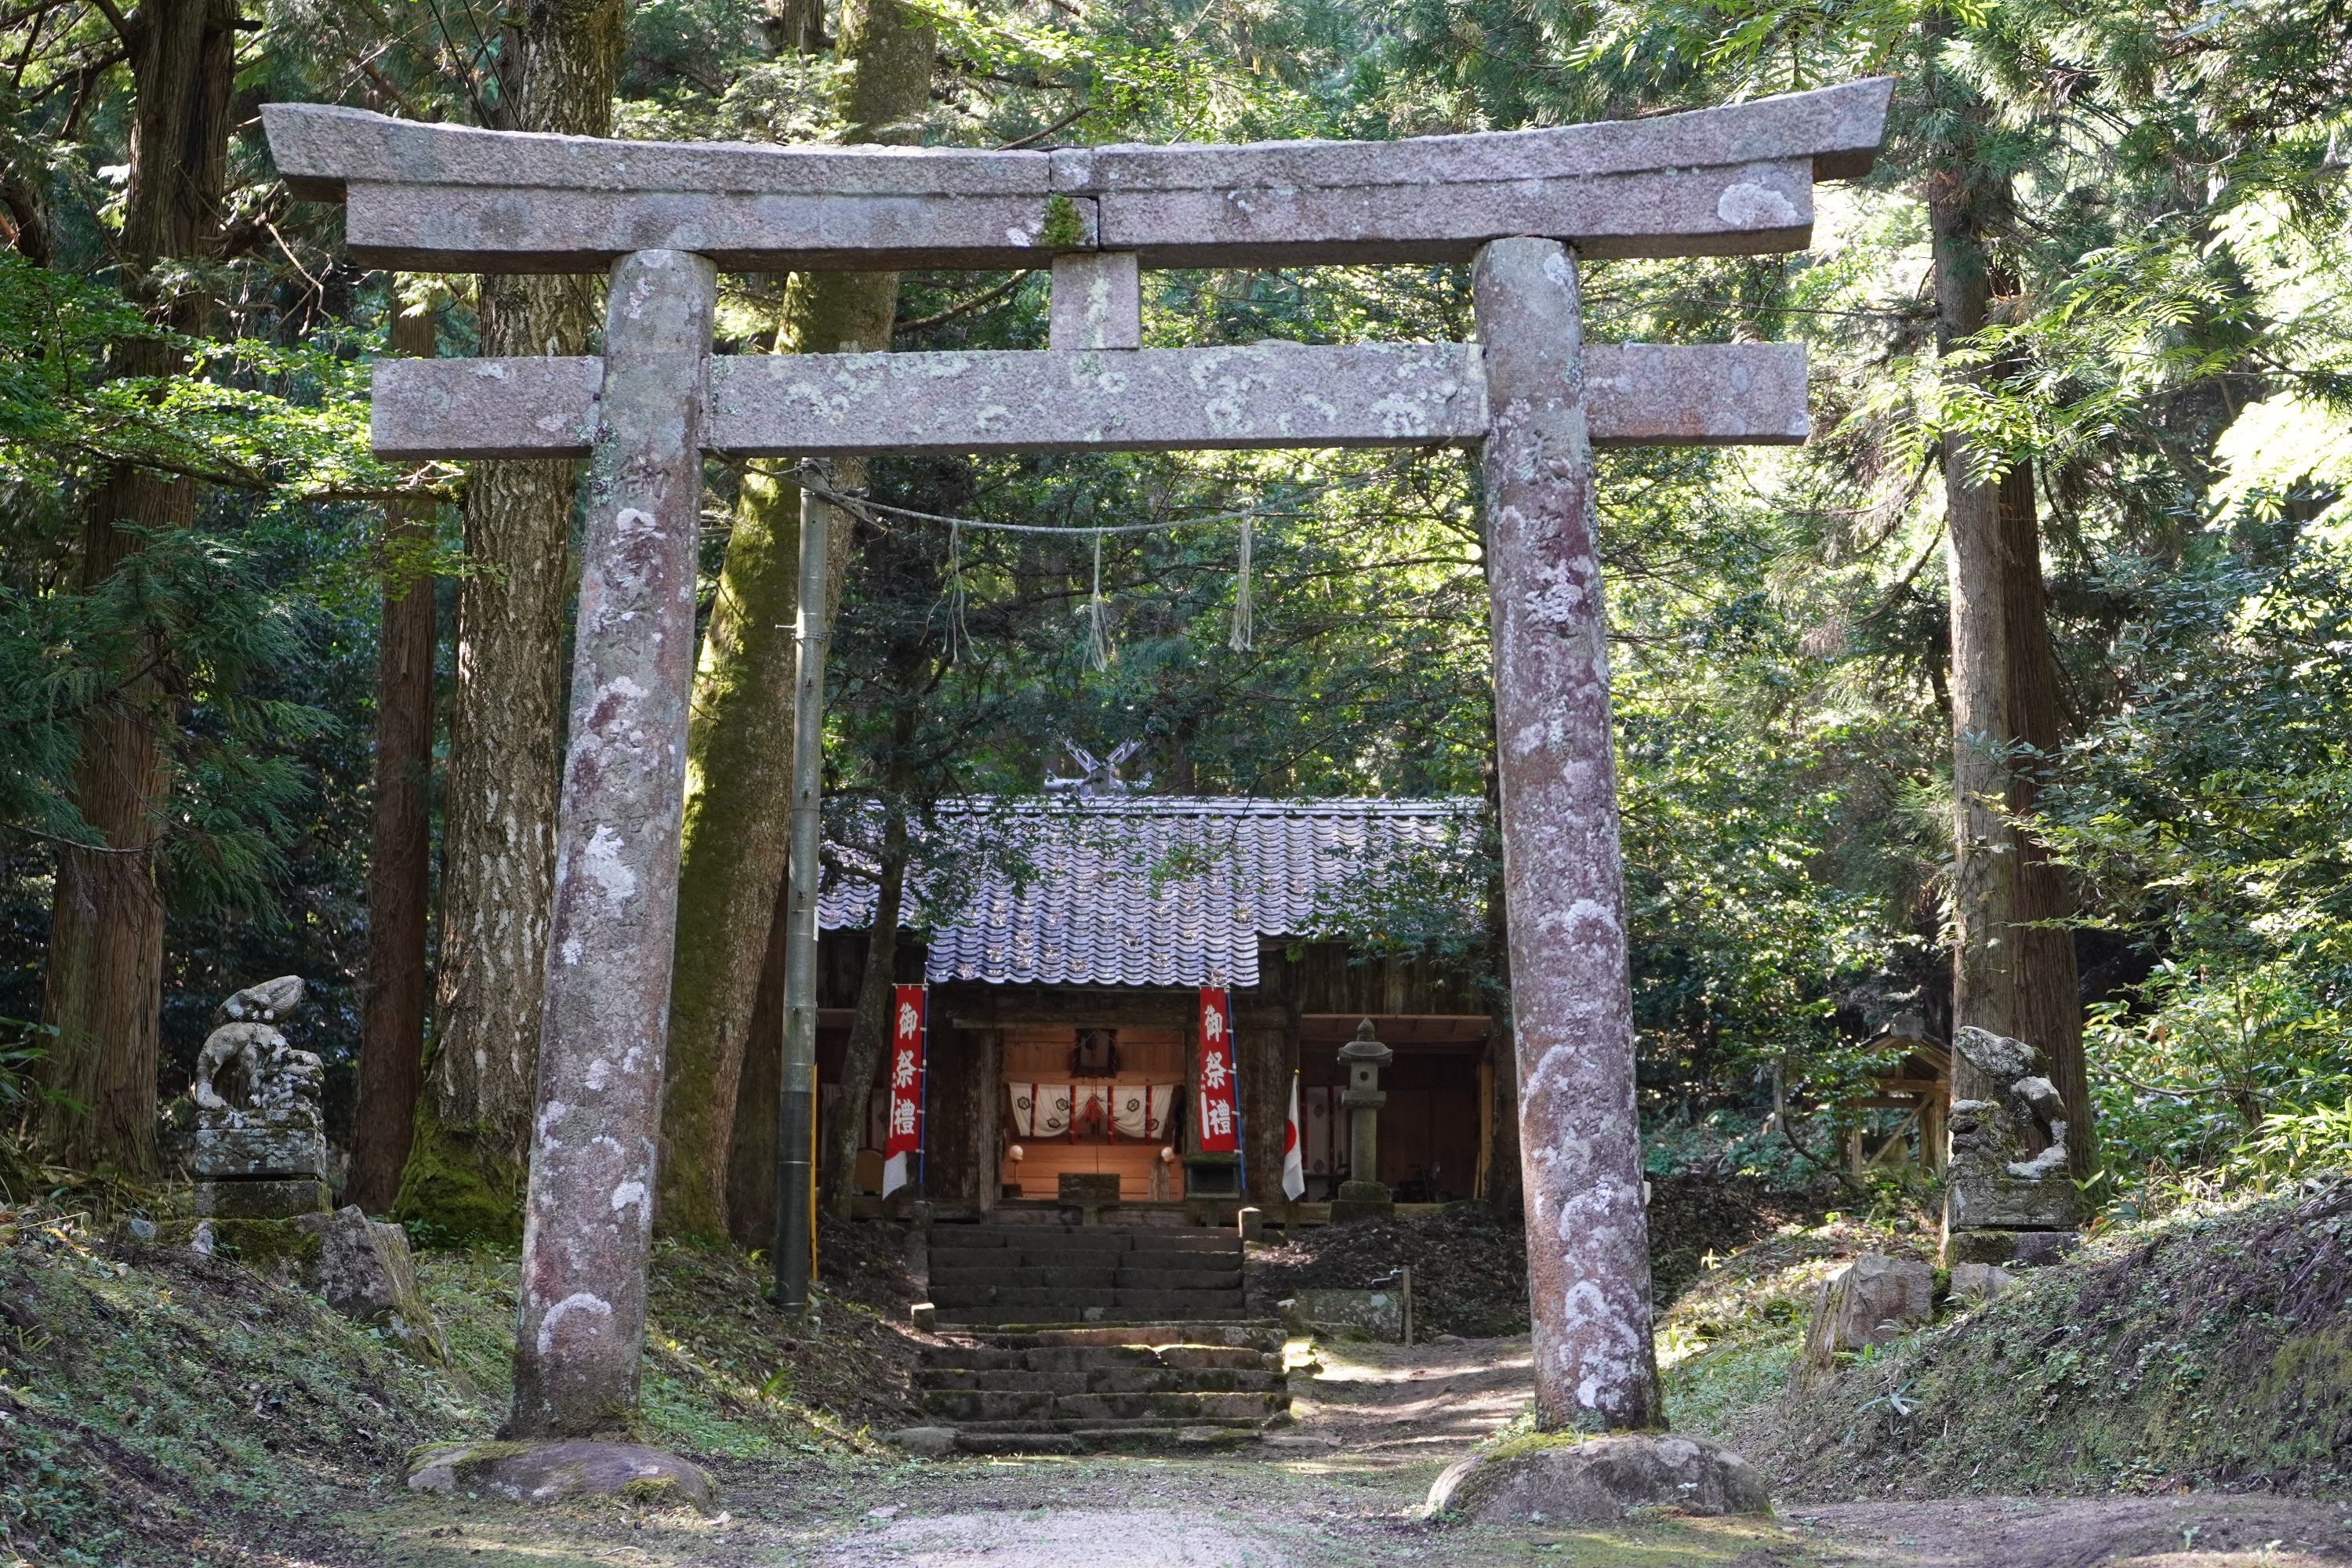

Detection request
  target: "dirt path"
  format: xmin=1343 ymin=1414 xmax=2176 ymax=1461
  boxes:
xmin=1788 ymin=1495 xmax=2352 ymax=1568
xmin=322 ymin=1334 xmax=2352 ymax=1568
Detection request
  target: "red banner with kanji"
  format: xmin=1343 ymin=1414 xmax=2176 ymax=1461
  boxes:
xmin=882 ymin=985 xmax=927 ymax=1196
xmin=1196 ymin=986 xmax=1240 ymax=1154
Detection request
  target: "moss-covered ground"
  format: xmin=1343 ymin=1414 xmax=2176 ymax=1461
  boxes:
xmin=0 ymin=1203 xmax=916 ymax=1565
xmin=1656 ymin=1175 xmax=2352 ymax=1504
xmin=1749 ymin=1177 xmax=2352 ymax=1499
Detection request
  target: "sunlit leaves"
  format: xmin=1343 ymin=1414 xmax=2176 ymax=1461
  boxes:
xmin=0 ymin=255 xmax=391 ymax=499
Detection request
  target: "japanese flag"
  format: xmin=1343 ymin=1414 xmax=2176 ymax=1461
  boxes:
xmin=1281 ymin=1073 xmax=1306 ymax=1200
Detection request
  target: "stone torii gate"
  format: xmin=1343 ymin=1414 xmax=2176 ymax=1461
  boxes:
xmin=267 ymin=78 xmax=1889 ymax=1443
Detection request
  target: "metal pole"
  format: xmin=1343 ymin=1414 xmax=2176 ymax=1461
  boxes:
xmin=775 ymin=470 xmax=837 ymax=1315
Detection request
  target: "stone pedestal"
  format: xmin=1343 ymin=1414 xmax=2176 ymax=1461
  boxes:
xmin=1330 ymin=1181 xmax=1395 ymax=1226
xmin=1183 ymin=1152 xmax=1240 ymax=1225
xmin=194 ymin=1176 xmax=331 ymax=1219
xmin=1946 ymin=1226 xmax=2077 ymax=1269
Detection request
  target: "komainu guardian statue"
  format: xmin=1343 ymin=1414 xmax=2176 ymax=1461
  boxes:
xmin=191 ymin=975 xmax=329 ymax=1219
xmin=1943 ymin=1026 xmax=2079 ymax=1267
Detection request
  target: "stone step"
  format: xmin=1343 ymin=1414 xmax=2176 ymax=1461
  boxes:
xmin=929 ymin=1247 xmax=1118 ymax=1272
xmin=949 ymin=1429 xmax=1262 ymax=1455
xmin=946 ymin=1414 xmax=1272 ymax=1436
xmin=921 ymin=1345 xmax=1162 ymax=1371
xmin=922 ymin=1389 xmax=1058 ymax=1420
xmin=944 ymin=1416 xmax=1273 ymax=1454
xmin=934 ymin=1227 xmax=1239 ymax=1255
xmin=1054 ymin=1391 xmax=1285 ymax=1421
xmin=927 ymin=1262 xmax=1246 ymax=1294
xmin=951 ymin=1432 xmax=1080 ymax=1455
xmin=935 ymin=1305 xmax=1247 ymax=1327
xmin=1118 ymin=1265 xmax=1243 ymax=1290
xmin=938 ymin=1427 xmax=1264 ymax=1455
xmin=970 ymin=1323 xmax=1285 ymax=1352
xmin=929 ymin=1285 xmax=1243 ymax=1309
xmin=920 ymin=1344 xmax=1276 ymax=1374
xmin=1158 ymin=1345 xmax=1279 ymax=1371
xmin=929 ymin=1263 xmax=1121 ymax=1290
xmin=920 ymin=1388 xmax=1284 ymax=1422
xmin=915 ymin=1367 xmax=1285 ymax=1394
xmin=928 ymin=1261 xmax=1246 ymax=1293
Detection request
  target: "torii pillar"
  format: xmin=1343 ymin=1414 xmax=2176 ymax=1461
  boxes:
xmin=1475 ymin=237 xmax=1657 ymax=1428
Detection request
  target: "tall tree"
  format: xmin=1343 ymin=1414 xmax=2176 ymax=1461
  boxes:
xmin=37 ymin=0 xmax=241 ymax=1177
xmin=348 ymin=299 xmax=438 ymax=1214
xmin=397 ymin=0 xmax=626 ymax=1236
xmin=1924 ymin=37 xmax=2089 ymax=1164
xmin=655 ymin=0 xmax=936 ymax=1240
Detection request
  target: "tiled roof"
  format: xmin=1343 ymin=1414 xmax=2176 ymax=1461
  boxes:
xmin=818 ymin=796 xmax=1482 ymax=989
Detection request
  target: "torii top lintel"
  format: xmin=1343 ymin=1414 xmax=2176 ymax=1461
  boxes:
xmin=263 ymin=78 xmax=1890 ymax=274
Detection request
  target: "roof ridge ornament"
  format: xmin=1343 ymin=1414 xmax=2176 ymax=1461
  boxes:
xmin=1044 ymin=738 xmax=1150 ymax=797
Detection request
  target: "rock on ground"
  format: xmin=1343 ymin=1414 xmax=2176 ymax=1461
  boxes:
xmin=885 ymin=1425 xmax=957 ymax=1457
xmin=406 ymin=1439 xmax=718 ymax=1511
xmin=300 ymin=1206 xmax=452 ymax=1363
xmin=1788 ymin=1250 xmax=1933 ymax=1392
xmin=1427 ymin=1432 xmax=1772 ymax=1524
xmin=1947 ymin=1261 xmax=2015 ymax=1304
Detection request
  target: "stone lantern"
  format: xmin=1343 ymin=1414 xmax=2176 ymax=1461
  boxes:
xmin=1330 ymin=1018 xmax=1395 ymax=1224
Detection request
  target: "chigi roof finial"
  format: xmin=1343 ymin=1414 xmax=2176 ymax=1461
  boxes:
xmin=1044 ymin=738 xmax=1152 ymax=797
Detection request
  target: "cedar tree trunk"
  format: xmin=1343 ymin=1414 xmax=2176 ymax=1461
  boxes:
xmin=656 ymin=0 xmax=935 ymax=1240
xmin=38 ymin=0 xmax=238 ymax=1177
xmin=1927 ymin=82 xmax=2090 ymax=1170
xmin=398 ymin=0 xmax=626 ymax=1238
xmin=348 ymin=302 xmax=439 ymax=1213
xmin=724 ymin=871 xmax=792 ymax=1247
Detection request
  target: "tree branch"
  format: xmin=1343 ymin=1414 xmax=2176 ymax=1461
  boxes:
xmin=82 ymin=0 xmax=132 ymax=53
xmin=894 ymin=269 xmax=1036 ymax=336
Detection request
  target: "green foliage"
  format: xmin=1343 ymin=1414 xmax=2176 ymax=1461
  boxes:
xmin=2034 ymin=517 xmax=2352 ymax=1206
xmin=2235 ymin=1101 xmax=2352 ymax=1185
xmin=0 ymin=524 xmax=330 ymax=915
xmin=0 ymin=255 xmax=387 ymax=497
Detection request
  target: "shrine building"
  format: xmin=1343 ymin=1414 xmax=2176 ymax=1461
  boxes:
xmin=793 ymin=785 xmax=1497 ymax=1227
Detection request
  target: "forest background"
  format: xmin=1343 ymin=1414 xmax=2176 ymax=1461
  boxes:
xmin=2 ymin=0 xmax=2349 ymax=1237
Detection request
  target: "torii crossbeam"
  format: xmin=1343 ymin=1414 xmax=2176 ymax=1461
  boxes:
xmin=268 ymin=77 xmax=1890 ymax=1443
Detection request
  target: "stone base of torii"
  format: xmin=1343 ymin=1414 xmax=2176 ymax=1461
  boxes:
xmin=267 ymin=78 xmax=1890 ymax=1502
